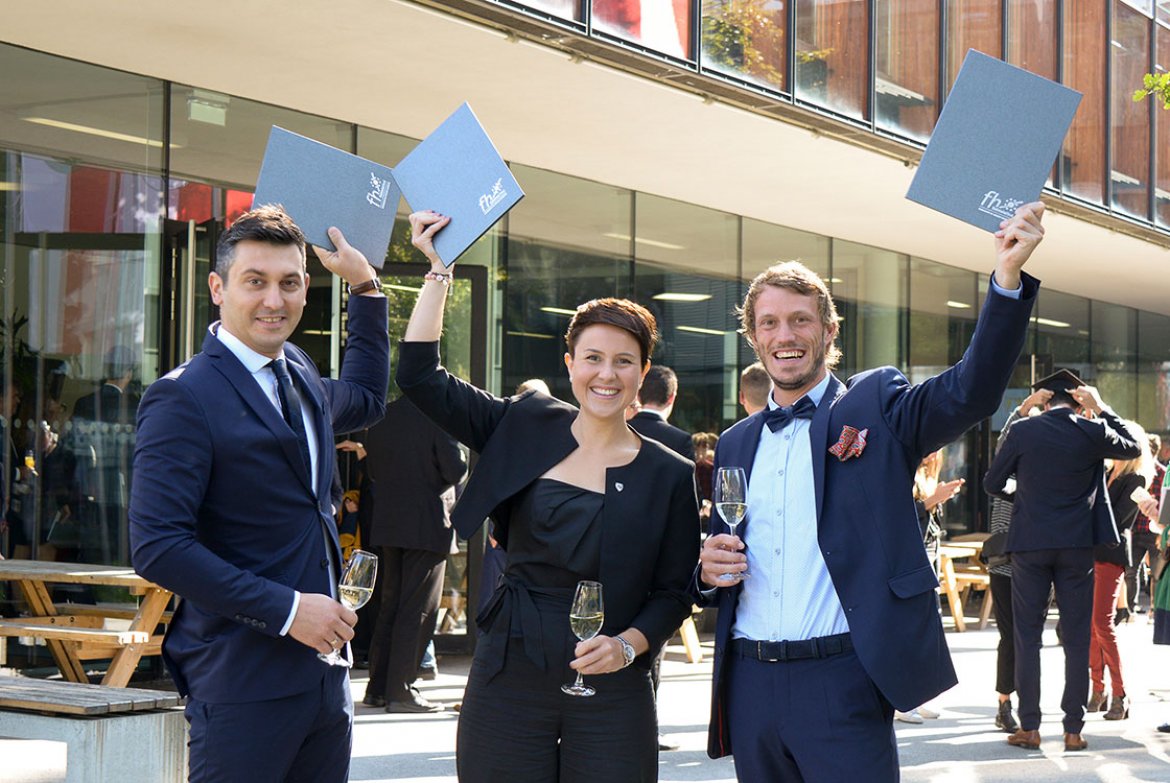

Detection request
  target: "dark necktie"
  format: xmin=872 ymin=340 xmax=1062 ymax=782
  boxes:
xmin=762 ymin=395 xmax=817 ymax=433
xmin=269 ymin=359 xmax=312 ymax=478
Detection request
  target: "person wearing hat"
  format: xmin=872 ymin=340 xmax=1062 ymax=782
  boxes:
xmin=984 ymin=369 xmax=1143 ymax=752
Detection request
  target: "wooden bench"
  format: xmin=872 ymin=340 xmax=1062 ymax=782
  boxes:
xmin=0 ymin=676 xmax=187 ymax=782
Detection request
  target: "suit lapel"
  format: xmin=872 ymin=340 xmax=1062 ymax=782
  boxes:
xmin=285 ymin=354 xmax=328 ymax=496
xmin=810 ymin=374 xmax=843 ymax=524
xmin=204 ymin=332 xmax=315 ymax=496
xmin=734 ymin=415 xmax=766 ymax=485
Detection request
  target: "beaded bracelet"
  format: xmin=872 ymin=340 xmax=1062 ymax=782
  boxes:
xmin=424 ymin=270 xmax=453 ymax=285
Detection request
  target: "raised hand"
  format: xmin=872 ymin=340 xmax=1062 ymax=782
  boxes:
xmin=993 ymin=201 xmax=1045 ymax=290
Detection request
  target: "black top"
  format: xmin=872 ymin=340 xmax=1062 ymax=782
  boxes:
xmin=476 ymin=478 xmax=605 ymax=681
xmin=1097 ymin=472 xmax=1145 ymax=566
xmin=507 ymin=478 xmax=604 ymax=587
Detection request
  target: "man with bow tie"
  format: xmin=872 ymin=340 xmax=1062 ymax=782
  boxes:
xmin=694 ymin=203 xmax=1046 ymax=782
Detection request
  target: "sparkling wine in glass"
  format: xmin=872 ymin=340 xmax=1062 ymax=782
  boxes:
xmin=319 ymin=549 xmax=377 ymax=667
xmin=562 ymin=580 xmax=603 ymax=697
xmin=715 ymin=467 xmax=750 ymax=580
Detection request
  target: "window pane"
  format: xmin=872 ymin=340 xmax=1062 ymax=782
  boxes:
xmin=875 ymin=0 xmax=940 ymax=142
xmin=1156 ymin=25 xmax=1170 ymax=226
xmin=592 ymin=0 xmax=693 ymax=59
xmin=1033 ymin=289 xmax=1091 ymax=380
xmin=1112 ymin=1 xmax=1152 ymax=219
xmin=1007 ymin=0 xmax=1058 ymax=79
xmin=0 ymin=44 xmax=163 ymax=566
xmin=504 ymin=164 xmax=632 ymax=400
xmin=794 ymin=0 xmax=870 ymax=120
xmin=1063 ymin=0 xmax=1108 ymax=203
xmin=1092 ymin=300 xmax=1137 ymax=418
xmin=633 ymin=194 xmax=739 ymax=433
xmin=946 ymin=0 xmax=1002 ymax=93
xmin=831 ymin=241 xmax=907 ymax=377
xmin=1138 ymin=310 xmax=1170 ymax=432
xmin=519 ymin=0 xmax=580 ymax=20
xmin=701 ymin=0 xmax=787 ymax=91
xmin=1160 ymin=0 xmax=1170 ymax=23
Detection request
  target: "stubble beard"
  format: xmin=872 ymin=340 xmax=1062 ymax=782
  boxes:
xmin=763 ymin=337 xmax=827 ymax=393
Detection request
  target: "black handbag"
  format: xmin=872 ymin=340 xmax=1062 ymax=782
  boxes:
xmin=980 ymin=532 xmax=1010 ymax=568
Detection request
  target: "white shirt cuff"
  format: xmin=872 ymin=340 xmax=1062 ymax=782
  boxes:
xmin=279 ymin=591 xmax=301 ymax=636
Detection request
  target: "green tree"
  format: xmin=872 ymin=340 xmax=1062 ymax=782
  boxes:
xmin=1134 ymin=72 xmax=1170 ymax=110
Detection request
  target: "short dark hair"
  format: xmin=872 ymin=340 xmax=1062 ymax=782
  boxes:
xmin=739 ymin=362 xmax=772 ymax=409
xmin=1049 ymin=389 xmax=1078 ymax=409
xmin=215 ymin=204 xmax=306 ymax=279
xmin=639 ymin=365 xmax=678 ymax=407
xmin=564 ymin=298 xmax=658 ymax=367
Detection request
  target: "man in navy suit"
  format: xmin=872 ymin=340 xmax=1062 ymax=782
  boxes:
xmin=696 ymin=203 xmax=1046 ymax=782
xmin=984 ymin=369 xmax=1141 ymax=752
xmin=130 ymin=206 xmax=388 ymax=782
xmin=629 ymin=365 xmax=695 ymax=460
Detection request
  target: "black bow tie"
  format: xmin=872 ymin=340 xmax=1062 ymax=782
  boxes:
xmin=762 ymin=396 xmax=817 ymax=432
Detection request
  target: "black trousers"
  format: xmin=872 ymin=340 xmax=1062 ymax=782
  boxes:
xmin=365 ymin=546 xmax=446 ymax=702
xmin=990 ymin=572 xmax=1015 ymax=696
xmin=1128 ymin=530 xmax=1160 ymax=610
xmin=1011 ymin=548 xmax=1094 ymax=734
xmin=457 ymin=620 xmax=657 ymax=781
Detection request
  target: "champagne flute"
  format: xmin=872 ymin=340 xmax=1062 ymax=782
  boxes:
xmin=715 ymin=466 xmax=750 ymax=580
xmin=562 ymin=580 xmax=603 ymax=697
xmin=319 ymin=549 xmax=377 ymax=667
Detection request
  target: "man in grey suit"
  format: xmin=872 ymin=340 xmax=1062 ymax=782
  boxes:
xmin=360 ymin=396 xmax=466 ymax=713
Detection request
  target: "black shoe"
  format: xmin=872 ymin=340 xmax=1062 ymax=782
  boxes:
xmin=658 ymin=734 xmax=679 ymax=751
xmin=361 ymin=694 xmax=386 ymax=708
xmin=416 ymin=667 xmax=438 ymax=681
xmin=386 ymin=690 xmax=443 ymax=714
xmin=995 ymin=700 xmax=1019 ymax=733
xmin=1114 ymin=607 xmax=1131 ymax=626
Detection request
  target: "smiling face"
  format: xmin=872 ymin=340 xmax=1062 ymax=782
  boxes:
xmin=564 ymin=324 xmax=648 ymax=422
xmin=209 ymin=240 xmax=308 ymax=358
xmin=748 ymin=285 xmax=837 ymax=405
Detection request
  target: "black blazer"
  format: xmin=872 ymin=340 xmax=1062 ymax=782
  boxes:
xmin=985 ymin=407 xmax=1142 ymax=553
xmin=396 ymin=341 xmax=700 ymax=654
xmin=359 ymin=397 xmax=466 ymax=554
xmin=628 ymin=410 xmax=695 ymax=461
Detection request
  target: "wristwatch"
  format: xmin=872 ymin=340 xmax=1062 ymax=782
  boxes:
xmin=347 ymin=277 xmax=382 ymax=296
xmin=615 ymin=634 xmax=636 ymax=668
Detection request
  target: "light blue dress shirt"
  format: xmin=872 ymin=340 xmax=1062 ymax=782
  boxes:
xmin=731 ymin=372 xmax=849 ymax=642
xmin=728 ymin=275 xmax=1021 ymax=642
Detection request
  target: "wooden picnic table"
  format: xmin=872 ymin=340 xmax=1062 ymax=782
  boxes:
xmin=937 ymin=538 xmax=992 ymax=633
xmin=0 ymin=560 xmax=173 ymax=687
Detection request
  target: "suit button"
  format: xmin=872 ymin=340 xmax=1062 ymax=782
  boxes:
xmin=235 ymin=614 xmax=243 ymax=621
xmin=258 ymin=622 xmax=267 ymax=630
xmin=320 ymin=559 xmax=329 ymax=568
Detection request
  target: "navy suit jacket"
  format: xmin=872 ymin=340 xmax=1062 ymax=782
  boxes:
xmin=628 ymin=410 xmax=695 ymax=461
xmin=699 ymin=273 xmax=1039 ymax=759
xmin=984 ymin=406 xmax=1141 ymax=554
xmin=129 ymin=295 xmax=388 ymax=703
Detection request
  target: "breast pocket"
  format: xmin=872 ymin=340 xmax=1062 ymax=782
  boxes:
xmin=887 ymin=565 xmax=939 ymax=599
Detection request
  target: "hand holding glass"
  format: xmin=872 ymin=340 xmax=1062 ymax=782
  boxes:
xmin=319 ymin=549 xmax=377 ymax=667
xmin=562 ymin=580 xmax=603 ymax=697
xmin=714 ymin=467 xmax=749 ymax=580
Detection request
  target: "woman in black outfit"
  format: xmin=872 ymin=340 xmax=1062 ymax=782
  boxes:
xmin=397 ymin=210 xmax=700 ymax=782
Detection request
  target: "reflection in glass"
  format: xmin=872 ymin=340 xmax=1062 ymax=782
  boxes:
xmin=1092 ymin=300 xmax=1137 ymax=418
xmin=1111 ymin=1 xmax=1151 ymax=220
xmin=519 ymin=0 xmax=580 ymax=20
xmin=1063 ymin=0 xmax=1108 ymax=204
xmin=701 ymin=0 xmax=787 ymax=91
xmin=1137 ymin=311 xmax=1170 ymax=432
xmin=831 ymin=241 xmax=907 ymax=378
xmin=945 ymin=0 xmax=1001 ymax=93
xmin=1033 ymin=289 xmax=1091 ymax=389
xmin=874 ymin=0 xmax=939 ymax=141
xmin=795 ymin=0 xmax=870 ymax=119
xmin=592 ymin=0 xmax=692 ymax=59
xmin=1158 ymin=25 xmax=1170 ymax=227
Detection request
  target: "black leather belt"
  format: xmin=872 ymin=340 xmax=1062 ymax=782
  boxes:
xmin=730 ymin=633 xmax=853 ymax=662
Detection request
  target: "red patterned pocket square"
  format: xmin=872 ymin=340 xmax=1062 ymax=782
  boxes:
xmin=828 ymin=426 xmax=868 ymax=461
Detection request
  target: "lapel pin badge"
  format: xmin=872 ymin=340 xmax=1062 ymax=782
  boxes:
xmin=615 ymin=482 xmax=624 ymax=492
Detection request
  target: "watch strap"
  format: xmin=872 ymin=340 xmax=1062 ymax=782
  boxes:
xmin=347 ymin=277 xmax=380 ymax=296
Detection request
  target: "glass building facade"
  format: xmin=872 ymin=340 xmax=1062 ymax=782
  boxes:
xmin=3 ymin=1 xmax=1170 ymax=650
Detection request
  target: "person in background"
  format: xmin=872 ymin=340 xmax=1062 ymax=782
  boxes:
xmin=692 ymin=432 xmax=717 ymax=524
xmin=985 ymin=387 xmax=1051 ymax=735
xmin=894 ymin=449 xmax=963 ymax=724
xmin=985 ymin=371 xmax=1142 ymax=752
xmin=1128 ymin=433 xmax=1165 ymax=614
xmin=738 ymin=361 xmax=771 ymax=417
xmin=337 ymin=490 xmax=361 ymax=563
xmin=398 ymin=209 xmax=699 ymax=781
xmin=1088 ymin=420 xmax=1153 ymax=721
xmin=628 ymin=365 xmax=694 ymax=461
